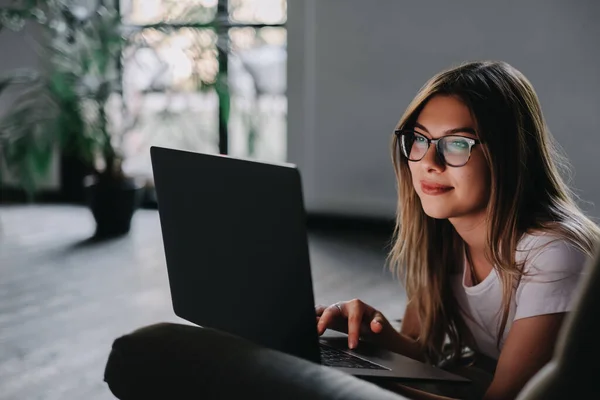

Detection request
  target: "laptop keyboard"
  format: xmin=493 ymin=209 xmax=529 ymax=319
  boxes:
xmin=319 ymin=343 xmax=388 ymax=370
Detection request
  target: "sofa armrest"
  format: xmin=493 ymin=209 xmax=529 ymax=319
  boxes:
xmin=104 ymin=322 xmax=408 ymax=400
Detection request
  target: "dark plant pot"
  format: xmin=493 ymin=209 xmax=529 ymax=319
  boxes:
xmin=60 ymin=154 xmax=95 ymax=204
xmin=84 ymin=174 xmax=146 ymax=238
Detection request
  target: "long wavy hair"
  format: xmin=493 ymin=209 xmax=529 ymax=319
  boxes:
xmin=388 ymin=60 xmax=600 ymax=364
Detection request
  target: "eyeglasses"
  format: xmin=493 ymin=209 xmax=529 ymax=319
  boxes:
xmin=395 ymin=129 xmax=481 ymax=167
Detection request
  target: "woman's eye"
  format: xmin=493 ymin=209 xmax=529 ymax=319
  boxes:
xmin=449 ymin=140 xmax=469 ymax=150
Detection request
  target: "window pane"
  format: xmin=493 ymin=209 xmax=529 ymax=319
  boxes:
xmin=228 ymin=26 xmax=286 ymax=162
xmin=124 ymin=28 xmax=219 ymax=90
xmin=121 ymin=0 xmax=218 ymax=25
xmin=229 ymin=0 xmax=286 ymax=25
xmin=120 ymin=28 xmax=220 ymax=179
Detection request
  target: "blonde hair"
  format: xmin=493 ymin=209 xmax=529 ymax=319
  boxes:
xmin=388 ymin=61 xmax=600 ymax=364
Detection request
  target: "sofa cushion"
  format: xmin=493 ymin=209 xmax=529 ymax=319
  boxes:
xmin=104 ymin=322 xmax=408 ymax=400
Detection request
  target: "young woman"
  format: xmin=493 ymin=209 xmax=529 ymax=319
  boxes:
xmin=316 ymin=61 xmax=600 ymax=400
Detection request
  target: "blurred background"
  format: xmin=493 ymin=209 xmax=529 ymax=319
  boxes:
xmin=0 ymin=0 xmax=599 ymax=399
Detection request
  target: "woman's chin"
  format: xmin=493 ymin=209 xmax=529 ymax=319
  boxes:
xmin=421 ymin=205 xmax=454 ymax=220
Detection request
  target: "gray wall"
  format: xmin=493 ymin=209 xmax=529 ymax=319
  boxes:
xmin=288 ymin=0 xmax=600 ymax=221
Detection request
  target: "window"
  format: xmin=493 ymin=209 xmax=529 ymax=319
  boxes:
xmin=118 ymin=0 xmax=287 ymax=179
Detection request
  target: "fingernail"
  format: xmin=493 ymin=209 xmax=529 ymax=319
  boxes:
xmin=349 ymin=339 xmax=357 ymax=349
xmin=373 ymin=319 xmax=381 ymax=325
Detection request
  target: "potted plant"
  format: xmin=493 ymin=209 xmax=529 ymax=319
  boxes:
xmin=0 ymin=0 xmax=144 ymax=238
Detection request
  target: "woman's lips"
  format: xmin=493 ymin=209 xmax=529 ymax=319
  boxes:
xmin=420 ymin=181 xmax=454 ymax=195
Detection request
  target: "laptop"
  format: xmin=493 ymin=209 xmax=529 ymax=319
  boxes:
xmin=150 ymin=145 xmax=468 ymax=384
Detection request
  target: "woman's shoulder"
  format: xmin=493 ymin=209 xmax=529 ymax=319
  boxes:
xmin=516 ymin=230 xmax=590 ymax=275
xmin=513 ymin=230 xmax=591 ymax=321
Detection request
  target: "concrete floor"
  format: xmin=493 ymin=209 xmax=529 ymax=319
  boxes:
xmin=0 ymin=205 xmax=407 ymax=400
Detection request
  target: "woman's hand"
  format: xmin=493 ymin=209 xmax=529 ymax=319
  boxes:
xmin=315 ymin=299 xmax=396 ymax=350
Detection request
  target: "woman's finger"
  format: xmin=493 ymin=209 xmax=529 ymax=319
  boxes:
xmin=370 ymin=312 xmax=385 ymax=334
xmin=346 ymin=302 xmax=365 ymax=349
xmin=316 ymin=303 xmax=344 ymax=335
xmin=315 ymin=304 xmax=327 ymax=316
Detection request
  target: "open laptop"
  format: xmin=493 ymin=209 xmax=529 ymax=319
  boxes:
xmin=150 ymin=145 xmax=468 ymax=384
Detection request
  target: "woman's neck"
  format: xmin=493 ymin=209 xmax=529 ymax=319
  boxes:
xmin=450 ymin=214 xmax=487 ymax=253
xmin=449 ymin=212 xmax=493 ymax=282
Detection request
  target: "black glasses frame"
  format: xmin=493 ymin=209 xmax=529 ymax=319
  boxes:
xmin=394 ymin=129 xmax=482 ymax=167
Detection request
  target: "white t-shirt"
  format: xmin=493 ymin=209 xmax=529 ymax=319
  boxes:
xmin=451 ymin=232 xmax=589 ymax=360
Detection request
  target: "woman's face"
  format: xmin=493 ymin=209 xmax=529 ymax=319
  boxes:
xmin=407 ymin=94 xmax=490 ymax=221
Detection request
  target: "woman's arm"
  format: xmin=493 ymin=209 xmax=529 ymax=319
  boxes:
xmin=400 ymin=300 xmax=421 ymax=340
xmin=485 ymin=238 xmax=587 ymax=399
xmin=483 ymin=313 xmax=565 ymax=400
xmin=376 ymin=299 xmax=426 ymax=361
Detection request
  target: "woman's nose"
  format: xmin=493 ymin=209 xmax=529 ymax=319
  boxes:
xmin=420 ymin=143 xmax=445 ymax=171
